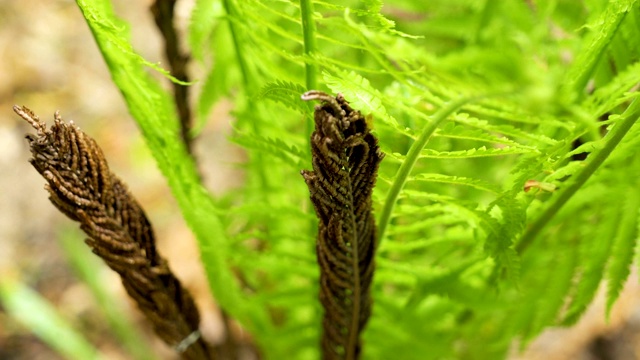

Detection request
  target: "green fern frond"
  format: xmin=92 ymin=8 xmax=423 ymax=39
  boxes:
xmin=419 ymin=146 xmax=534 ymax=159
xmin=257 ymin=80 xmax=308 ymax=113
xmin=582 ymin=54 xmax=640 ymax=118
xmin=386 ymin=146 xmax=534 ymax=161
xmin=408 ymin=173 xmax=499 ymax=194
xmin=323 ymin=69 xmax=400 ymax=128
xmin=193 ymin=22 xmax=241 ymax=133
xmin=227 ymin=202 xmax=316 ymax=225
xmin=605 ymin=186 xmax=640 ymax=317
xmin=242 ymin=1 xmax=303 ymax=45
xmin=76 ymin=0 xmax=271 ymax=334
xmin=396 ymin=191 xmax=497 ymax=232
xmin=188 ymin=0 xmax=222 ymax=62
xmin=78 ymin=1 xmax=189 ymax=86
xmin=232 ymin=132 xmax=306 ymax=167
xmin=387 ymin=215 xmax=467 ymax=236
xmin=484 ymin=195 xmax=527 ymax=284
xmin=544 ymin=161 xmax=587 ymax=184
xmin=378 ymin=227 xmax=473 ymax=255
xmin=562 ymin=205 xmax=619 ymax=325
xmin=517 ymin=247 xmax=579 ymax=345
xmin=565 ymin=139 xmax=605 ymax=159
xmin=452 ymin=113 xmax=559 ymax=146
xmin=434 ymin=122 xmax=534 ymax=148
xmin=562 ymin=0 xmax=637 ymax=101
xmin=404 ymin=258 xmax=482 ymax=310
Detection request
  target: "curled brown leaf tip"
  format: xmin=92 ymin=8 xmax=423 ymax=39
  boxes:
xmin=14 ymin=106 xmax=212 ymax=360
xmin=301 ymin=92 xmax=384 ymax=360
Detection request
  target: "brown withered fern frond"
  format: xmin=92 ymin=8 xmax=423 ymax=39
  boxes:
xmin=301 ymin=91 xmax=384 ymax=360
xmin=14 ymin=105 xmax=212 ymax=360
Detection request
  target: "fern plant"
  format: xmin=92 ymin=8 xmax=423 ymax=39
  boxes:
xmin=12 ymin=0 xmax=640 ymax=359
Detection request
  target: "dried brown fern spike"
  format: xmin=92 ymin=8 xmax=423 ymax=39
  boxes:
xmin=301 ymin=92 xmax=384 ymax=360
xmin=14 ymin=105 xmax=212 ymax=360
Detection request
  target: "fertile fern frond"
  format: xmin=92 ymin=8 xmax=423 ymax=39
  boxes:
xmin=301 ymin=91 xmax=384 ymax=360
xmin=16 ymin=106 xmax=211 ymax=358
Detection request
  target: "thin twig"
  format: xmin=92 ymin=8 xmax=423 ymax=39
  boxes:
xmin=151 ymin=0 xmax=194 ymax=156
xmin=299 ymin=0 xmax=318 ymax=143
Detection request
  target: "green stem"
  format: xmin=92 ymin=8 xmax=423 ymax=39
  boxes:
xmin=517 ymin=97 xmax=640 ymax=253
xmin=222 ymin=0 xmax=251 ymax=90
xmin=300 ymin=0 xmax=318 ymax=139
xmin=300 ymin=0 xmax=318 ymax=90
xmin=222 ymin=0 xmax=269 ymax=187
xmin=562 ymin=0 xmax=631 ymax=102
xmin=377 ymin=97 xmax=474 ymax=243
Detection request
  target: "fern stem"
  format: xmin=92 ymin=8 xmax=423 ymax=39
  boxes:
xmin=562 ymin=0 xmax=632 ymax=102
xmin=300 ymin=0 xmax=318 ymax=140
xmin=222 ymin=0 xmax=252 ymax=89
xmin=300 ymin=0 xmax=318 ymax=90
xmin=222 ymin=0 xmax=270 ymax=193
xmin=377 ymin=97 xmax=473 ymax=243
xmin=517 ymin=97 xmax=640 ymax=253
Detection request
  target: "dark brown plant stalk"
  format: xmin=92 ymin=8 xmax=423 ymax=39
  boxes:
xmin=14 ymin=105 xmax=212 ymax=360
xmin=301 ymin=91 xmax=384 ymax=360
xmin=152 ymin=4 xmax=258 ymax=358
xmin=151 ymin=0 xmax=194 ymax=157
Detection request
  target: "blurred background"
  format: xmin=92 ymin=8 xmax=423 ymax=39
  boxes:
xmin=1 ymin=1 xmax=640 ymax=359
